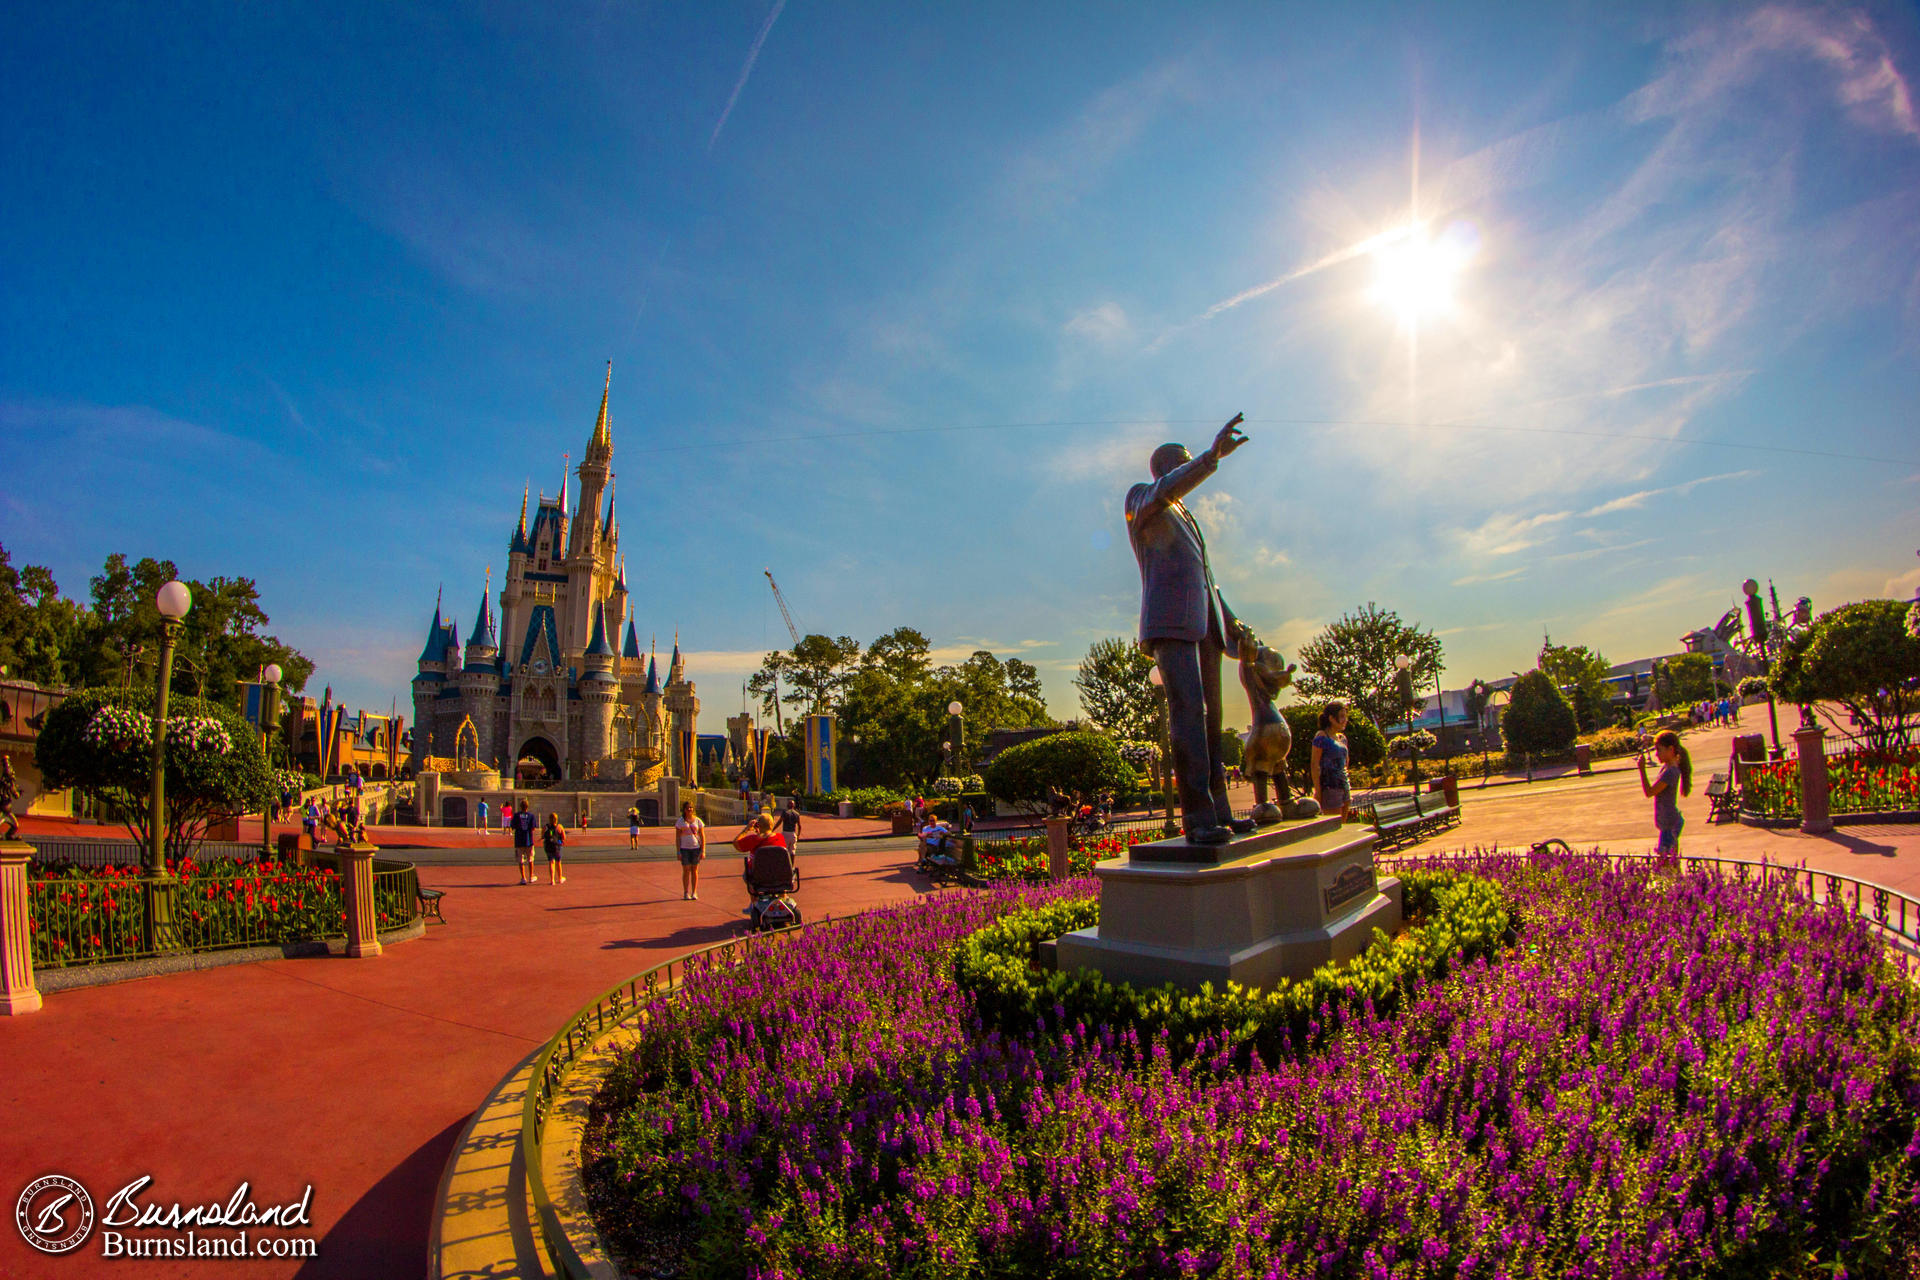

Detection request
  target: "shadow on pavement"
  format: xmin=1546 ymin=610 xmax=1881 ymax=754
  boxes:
xmin=299 ymin=1116 xmax=467 ymax=1280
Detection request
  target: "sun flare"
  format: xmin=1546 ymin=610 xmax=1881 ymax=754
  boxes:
xmin=1368 ymin=220 xmax=1477 ymax=327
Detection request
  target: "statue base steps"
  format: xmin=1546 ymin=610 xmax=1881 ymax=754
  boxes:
xmin=1055 ymin=818 xmax=1402 ymax=993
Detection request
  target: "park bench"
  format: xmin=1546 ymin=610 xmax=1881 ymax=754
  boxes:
xmin=417 ymin=885 xmax=447 ymax=924
xmin=1704 ymin=772 xmax=1734 ymax=823
xmin=1370 ymin=791 xmax=1455 ymax=850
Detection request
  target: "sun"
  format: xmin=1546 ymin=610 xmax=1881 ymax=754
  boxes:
xmin=1368 ymin=221 xmax=1475 ymax=327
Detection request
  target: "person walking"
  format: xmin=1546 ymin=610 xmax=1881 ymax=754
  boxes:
xmin=675 ymin=800 xmax=706 ymax=900
xmin=541 ymin=812 xmax=567 ymax=885
xmin=1311 ymin=702 xmax=1353 ymax=821
xmin=1638 ymin=729 xmax=1693 ymax=862
xmin=511 ymin=799 xmax=537 ymax=884
xmin=476 ymin=798 xmax=489 ymax=832
xmin=778 ymin=799 xmax=802 ymax=850
xmin=627 ymin=804 xmax=642 ymax=851
xmin=302 ymin=798 xmax=318 ymax=843
xmin=960 ymin=800 xmax=975 ymax=835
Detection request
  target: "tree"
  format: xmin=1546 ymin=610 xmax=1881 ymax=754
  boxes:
xmin=1294 ymin=603 xmax=1444 ymax=732
xmin=1537 ymin=635 xmax=1615 ymax=732
xmin=1073 ymin=638 xmax=1159 ymax=744
xmin=1770 ymin=599 xmax=1920 ymax=753
xmin=748 ymin=633 xmax=863 ymax=723
xmin=1218 ymin=728 xmax=1244 ymax=767
xmin=1653 ymin=653 xmax=1717 ymax=708
xmin=36 ymin=686 xmax=274 ymax=858
xmin=1501 ymin=670 xmax=1578 ymax=757
xmin=982 ymin=731 xmax=1133 ymax=815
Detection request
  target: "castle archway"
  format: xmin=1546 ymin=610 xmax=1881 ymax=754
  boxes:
xmin=515 ymin=736 xmax=561 ymax=781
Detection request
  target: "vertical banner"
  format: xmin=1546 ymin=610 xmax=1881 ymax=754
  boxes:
xmin=752 ymin=728 xmax=769 ymax=790
xmin=389 ymin=715 xmax=403 ymax=777
xmin=680 ymin=728 xmax=695 ymax=783
xmin=804 ymin=714 xmax=835 ymax=795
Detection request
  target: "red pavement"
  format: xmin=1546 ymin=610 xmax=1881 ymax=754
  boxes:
xmin=0 ymin=847 xmax=930 ymax=1280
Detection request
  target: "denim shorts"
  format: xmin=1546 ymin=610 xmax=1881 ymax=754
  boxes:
xmin=1321 ymin=785 xmax=1349 ymax=812
xmin=1655 ymin=818 xmax=1684 ymax=855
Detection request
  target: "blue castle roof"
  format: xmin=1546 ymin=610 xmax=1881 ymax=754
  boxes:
xmin=622 ymin=620 xmax=641 ymax=660
xmin=585 ymin=601 xmax=613 ymax=657
xmin=470 ymin=589 xmax=497 ymax=650
xmin=518 ymin=604 xmax=562 ymax=670
xmin=644 ymin=654 xmax=661 ymax=695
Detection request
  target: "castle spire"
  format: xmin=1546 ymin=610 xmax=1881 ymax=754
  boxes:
xmin=471 ymin=569 xmax=496 ymax=650
xmin=590 ymin=361 xmax=612 ymax=453
xmin=559 ymin=453 xmax=569 ymax=516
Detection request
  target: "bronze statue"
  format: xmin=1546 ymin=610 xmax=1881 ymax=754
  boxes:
xmin=1126 ymin=414 xmax=1253 ymax=845
xmin=1232 ymin=620 xmax=1321 ymax=825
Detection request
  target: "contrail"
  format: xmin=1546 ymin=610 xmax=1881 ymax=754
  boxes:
xmin=709 ymin=0 xmax=789 ymax=152
xmin=1144 ymin=223 xmax=1416 ymax=351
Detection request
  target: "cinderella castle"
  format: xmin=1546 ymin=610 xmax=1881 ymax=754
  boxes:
xmin=409 ymin=368 xmax=699 ymax=784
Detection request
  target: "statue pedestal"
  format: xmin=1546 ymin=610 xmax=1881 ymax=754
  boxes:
xmin=1055 ymin=817 xmax=1401 ymax=993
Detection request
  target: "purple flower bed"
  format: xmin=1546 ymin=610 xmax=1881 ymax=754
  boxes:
xmin=584 ymin=850 xmax=1920 ymax=1278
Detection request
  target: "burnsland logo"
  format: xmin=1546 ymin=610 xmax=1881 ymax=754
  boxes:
xmin=15 ymin=1175 xmax=318 ymax=1260
xmin=15 ymin=1175 xmax=96 ymax=1255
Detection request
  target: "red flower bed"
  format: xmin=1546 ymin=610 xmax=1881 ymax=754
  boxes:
xmin=1743 ymin=748 xmax=1920 ymax=820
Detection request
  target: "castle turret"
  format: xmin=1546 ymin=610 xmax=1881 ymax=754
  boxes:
xmin=410 ymin=592 xmax=458 ymax=766
xmin=664 ymin=632 xmax=699 ymax=782
xmin=580 ymin=601 xmax=619 ymax=770
xmin=459 ymin=577 xmax=501 ymax=765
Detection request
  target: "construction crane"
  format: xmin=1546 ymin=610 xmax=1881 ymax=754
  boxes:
xmin=763 ymin=569 xmax=802 ymax=737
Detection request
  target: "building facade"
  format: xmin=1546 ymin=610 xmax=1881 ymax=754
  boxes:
xmin=409 ymin=370 xmax=698 ymax=781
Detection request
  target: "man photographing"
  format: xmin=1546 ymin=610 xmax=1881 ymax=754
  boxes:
xmin=1125 ymin=413 xmax=1255 ymax=846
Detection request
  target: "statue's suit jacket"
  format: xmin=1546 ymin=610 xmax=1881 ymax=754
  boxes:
xmin=1125 ymin=452 xmax=1240 ymax=656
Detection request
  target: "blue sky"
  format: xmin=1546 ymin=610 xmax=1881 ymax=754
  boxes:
xmin=4 ymin=2 xmax=1918 ymax=725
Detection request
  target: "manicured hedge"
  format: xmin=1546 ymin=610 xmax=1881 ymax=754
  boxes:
xmin=952 ymin=869 xmax=1513 ymax=1065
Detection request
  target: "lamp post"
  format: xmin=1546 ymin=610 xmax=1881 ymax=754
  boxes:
xmin=1394 ymin=654 xmax=1419 ymax=790
xmin=259 ymin=662 xmax=282 ymax=857
xmin=947 ymin=700 xmax=965 ymax=778
xmin=1149 ymin=664 xmax=1175 ymax=831
xmin=1468 ymin=680 xmax=1490 ymax=787
xmin=145 ymin=580 xmax=190 ymax=952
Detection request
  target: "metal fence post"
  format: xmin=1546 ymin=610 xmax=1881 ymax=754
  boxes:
xmin=339 ymin=842 xmax=383 ymax=957
xmin=0 ymin=841 xmax=42 ymax=1014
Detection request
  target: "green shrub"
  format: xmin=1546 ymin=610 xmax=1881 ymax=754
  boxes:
xmin=828 ymin=784 xmax=907 ymax=816
xmin=982 ymin=730 xmax=1134 ymax=814
xmin=1737 ymin=675 xmax=1769 ymax=699
xmin=1501 ymin=670 xmax=1578 ymax=757
xmin=1577 ymin=725 xmax=1645 ymax=761
xmin=953 ymin=869 xmax=1515 ymax=1066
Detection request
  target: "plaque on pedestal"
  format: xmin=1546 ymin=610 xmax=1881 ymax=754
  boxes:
xmin=1055 ymin=817 xmax=1402 ymax=993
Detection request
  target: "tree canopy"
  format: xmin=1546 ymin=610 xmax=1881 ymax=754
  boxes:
xmin=0 ymin=545 xmax=312 ymax=704
xmin=1501 ymin=670 xmax=1579 ymax=757
xmin=1294 ymin=603 xmax=1444 ymax=732
xmin=1279 ymin=704 xmax=1387 ymax=781
xmin=1537 ymin=635 xmax=1614 ymax=732
xmin=1770 ymin=599 xmax=1920 ymax=753
xmin=1073 ymin=637 xmax=1158 ymax=745
xmin=36 ymin=685 xmax=275 ymax=857
xmin=1654 ymin=653 xmax=1719 ymax=708
xmin=752 ymin=626 xmax=1055 ymax=790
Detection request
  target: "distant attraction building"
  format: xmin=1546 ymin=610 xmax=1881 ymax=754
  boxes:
xmin=409 ymin=369 xmax=698 ymax=783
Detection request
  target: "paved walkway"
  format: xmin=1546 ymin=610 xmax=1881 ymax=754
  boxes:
xmin=0 ymin=846 xmax=932 ymax=1280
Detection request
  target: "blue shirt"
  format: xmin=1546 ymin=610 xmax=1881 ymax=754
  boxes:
xmin=1313 ymin=732 xmax=1349 ymax=789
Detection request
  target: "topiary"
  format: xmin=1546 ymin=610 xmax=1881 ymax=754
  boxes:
xmin=36 ymin=685 xmax=273 ymax=859
xmin=1501 ymin=669 xmax=1578 ymax=757
xmin=1737 ymin=675 xmax=1769 ymax=699
xmin=982 ymin=730 xmax=1134 ymax=815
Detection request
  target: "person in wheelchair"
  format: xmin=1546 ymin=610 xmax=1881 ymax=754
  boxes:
xmin=734 ymin=813 xmax=798 ymax=898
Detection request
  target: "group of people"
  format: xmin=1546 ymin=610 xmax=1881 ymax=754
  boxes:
xmin=1688 ymin=697 xmax=1741 ymax=729
xmin=498 ymin=798 xmax=567 ymax=886
xmin=299 ymin=794 xmax=366 ymax=844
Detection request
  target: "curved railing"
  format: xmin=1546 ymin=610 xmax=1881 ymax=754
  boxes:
xmin=521 ymin=923 xmax=819 ymax=1278
xmin=1377 ymin=845 xmax=1919 ymax=964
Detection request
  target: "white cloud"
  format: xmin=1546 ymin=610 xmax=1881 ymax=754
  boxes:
xmin=1064 ymin=302 xmax=1132 ymax=344
xmin=1580 ymin=470 xmax=1760 ymax=517
xmin=1451 ymin=567 xmax=1527 ymax=587
xmin=1885 ymin=566 xmax=1920 ymax=600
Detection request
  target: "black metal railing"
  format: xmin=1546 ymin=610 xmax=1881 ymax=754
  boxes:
xmin=26 ymin=858 xmax=422 ymax=969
